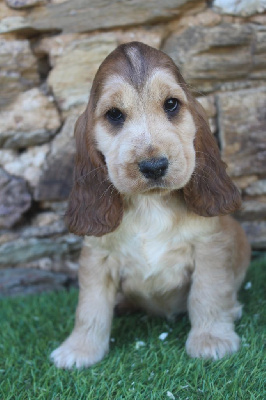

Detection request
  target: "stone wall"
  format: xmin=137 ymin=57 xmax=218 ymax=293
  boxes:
xmin=0 ymin=0 xmax=266 ymax=280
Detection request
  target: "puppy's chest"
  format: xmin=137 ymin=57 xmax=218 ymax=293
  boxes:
xmin=120 ymin=235 xmax=193 ymax=295
xmin=115 ymin=199 xmax=195 ymax=294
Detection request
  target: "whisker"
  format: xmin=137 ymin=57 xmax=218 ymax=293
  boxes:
xmin=191 ymin=170 xmax=209 ymax=185
xmin=76 ymin=165 xmax=105 ymax=183
xmin=99 ymin=183 xmax=115 ymax=200
xmin=195 ymin=151 xmax=220 ymax=164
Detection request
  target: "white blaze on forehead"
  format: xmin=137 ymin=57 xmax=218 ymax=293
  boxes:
xmin=125 ymin=46 xmax=144 ymax=77
xmin=146 ymin=69 xmax=188 ymax=104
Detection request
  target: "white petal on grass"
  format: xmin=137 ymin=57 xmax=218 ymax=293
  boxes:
xmin=244 ymin=281 xmax=252 ymax=290
xmin=167 ymin=391 xmax=175 ymax=399
xmin=135 ymin=341 xmax=146 ymax=349
xmin=159 ymin=332 xmax=169 ymax=341
xmin=148 ymin=372 xmax=155 ymax=381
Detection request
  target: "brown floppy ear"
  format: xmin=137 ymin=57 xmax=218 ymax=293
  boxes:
xmin=66 ymin=108 xmax=123 ymax=236
xmin=183 ymin=99 xmax=241 ymax=217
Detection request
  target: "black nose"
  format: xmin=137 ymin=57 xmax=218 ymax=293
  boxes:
xmin=138 ymin=157 xmax=169 ymax=180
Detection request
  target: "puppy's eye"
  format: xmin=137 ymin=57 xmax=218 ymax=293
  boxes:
xmin=164 ymin=98 xmax=179 ymax=115
xmin=106 ymin=108 xmax=125 ymax=124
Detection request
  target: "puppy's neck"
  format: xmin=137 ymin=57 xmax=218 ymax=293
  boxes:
xmin=123 ymin=191 xmax=187 ymax=215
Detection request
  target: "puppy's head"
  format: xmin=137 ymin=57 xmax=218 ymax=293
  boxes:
xmin=67 ymin=42 xmax=241 ymax=236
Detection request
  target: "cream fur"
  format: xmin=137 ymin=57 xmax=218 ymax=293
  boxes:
xmin=51 ymin=57 xmax=250 ymax=369
xmin=51 ymin=193 xmax=250 ymax=368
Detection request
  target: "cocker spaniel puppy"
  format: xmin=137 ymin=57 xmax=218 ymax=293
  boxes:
xmin=51 ymin=42 xmax=250 ymax=369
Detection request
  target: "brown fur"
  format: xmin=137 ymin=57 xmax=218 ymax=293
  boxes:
xmin=184 ymin=99 xmax=242 ymax=217
xmin=51 ymin=42 xmax=250 ymax=369
xmin=66 ymin=106 xmax=123 ymax=237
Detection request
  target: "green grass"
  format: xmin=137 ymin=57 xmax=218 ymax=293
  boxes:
xmin=0 ymin=256 xmax=265 ymax=400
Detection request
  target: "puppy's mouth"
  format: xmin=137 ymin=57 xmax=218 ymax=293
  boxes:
xmin=144 ymin=185 xmax=171 ymax=196
xmin=144 ymin=177 xmax=169 ymax=189
xmin=110 ymin=157 xmax=180 ymax=194
xmin=136 ymin=175 xmax=175 ymax=198
xmin=137 ymin=156 xmax=175 ymax=193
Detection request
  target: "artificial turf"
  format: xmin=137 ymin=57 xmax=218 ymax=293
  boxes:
xmin=0 ymin=255 xmax=265 ymax=400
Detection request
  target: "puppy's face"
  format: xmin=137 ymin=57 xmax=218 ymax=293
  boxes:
xmin=67 ymin=42 xmax=241 ymax=237
xmin=94 ymin=68 xmax=196 ymax=195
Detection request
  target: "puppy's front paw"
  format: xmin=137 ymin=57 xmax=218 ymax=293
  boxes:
xmin=186 ymin=329 xmax=240 ymax=360
xmin=51 ymin=334 xmax=108 ymax=369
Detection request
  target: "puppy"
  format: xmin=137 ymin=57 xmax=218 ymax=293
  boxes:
xmin=51 ymin=42 xmax=250 ymax=369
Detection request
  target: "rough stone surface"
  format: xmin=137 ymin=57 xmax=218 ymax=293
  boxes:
xmin=34 ymin=114 xmax=77 ymax=200
xmin=0 ymin=3 xmax=27 ymax=34
xmin=0 ymin=37 xmax=39 ymax=107
xmin=1 ymin=0 xmax=199 ymax=34
xmin=241 ymin=221 xmax=266 ymax=249
xmin=115 ymin=28 xmax=163 ymax=49
xmin=39 ymin=200 xmax=68 ymax=213
xmin=47 ymin=34 xmax=118 ymax=111
xmin=169 ymin=8 xmax=222 ymax=32
xmin=196 ymin=95 xmax=217 ymax=133
xmin=0 ymin=235 xmax=82 ymax=267
xmin=0 ymin=144 xmax=50 ymax=188
xmin=235 ymin=200 xmax=266 ymax=221
xmin=252 ymin=27 xmax=266 ymax=81
xmin=0 ymin=167 xmax=32 ymax=229
xmin=232 ymin=175 xmax=258 ymax=190
xmin=0 ymin=267 xmax=77 ymax=297
xmin=5 ymin=0 xmax=48 ymax=9
xmin=0 ymin=209 xmax=68 ymax=246
xmin=245 ymin=180 xmax=266 ymax=196
xmin=163 ymin=24 xmax=266 ymax=93
xmin=196 ymin=96 xmax=216 ymax=118
xmin=0 ymin=88 xmax=61 ymax=149
xmin=218 ymin=87 xmax=266 ymax=178
xmin=213 ymin=0 xmax=266 ymax=17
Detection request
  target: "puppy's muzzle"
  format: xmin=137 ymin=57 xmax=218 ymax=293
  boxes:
xmin=138 ymin=157 xmax=168 ymax=180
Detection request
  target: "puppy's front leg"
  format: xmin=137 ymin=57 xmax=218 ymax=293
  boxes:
xmin=186 ymin=239 xmax=241 ymax=360
xmin=51 ymin=248 xmax=117 ymax=369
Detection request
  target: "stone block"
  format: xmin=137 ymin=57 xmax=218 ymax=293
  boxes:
xmin=245 ymin=179 xmax=266 ymax=196
xmin=0 ymin=144 xmax=50 ymax=188
xmin=0 ymin=167 xmax=31 ymax=229
xmin=5 ymin=0 xmax=48 ymax=9
xmin=217 ymin=87 xmax=266 ymax=178
xmin=47 ymin=33 xmax=118 ymax=111
xmin=2 ymin=0 xmax=198 ymax=34
xmin=163 ymin=24 xmax=266 ymax=93
xmin=241 ymin=221 xmax=266 ymax=249
xmin=0 ymin=88 xmax=61 ymax=149
xmin=0 ymin=235 xmax=82 ymax=267
xmin=235 ymin=200 xmax=266 ymax=221
xmin=213 ymin=0 xmax=266 ymax=17
xmin=196 ymin=95 xmax=217 ymax=133
xmin=0 ymin=268 xmax=76 ymax=297
xmin=0 ymin=37 xmax=39 ymax=107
